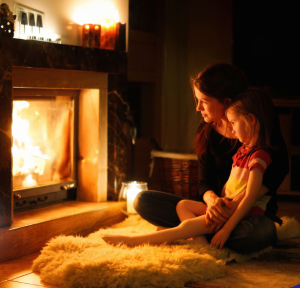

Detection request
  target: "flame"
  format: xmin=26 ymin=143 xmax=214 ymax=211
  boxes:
xmin=12 ymin=101 xmax=49 ymax=184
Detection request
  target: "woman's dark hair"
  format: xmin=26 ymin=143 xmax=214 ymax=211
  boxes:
xmin=226 ymin=89 xmax=276 ymax=149
xmin=192 ymin=63 xmax=248 ymax=155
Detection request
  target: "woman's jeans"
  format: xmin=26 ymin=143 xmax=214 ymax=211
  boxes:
xmin=133 ymin=190 xmax=278 ymax=254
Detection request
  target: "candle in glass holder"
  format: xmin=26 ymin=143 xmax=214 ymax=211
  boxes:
xmin=99 ymin=19 xmax=116 ymax=50
xmin=118 ymin=181 xmax=148 ymax=214
xmin=82 ymin=24 xmax=101 ymax=48
xmin=82 ymin=24 xmax=91 ymax=47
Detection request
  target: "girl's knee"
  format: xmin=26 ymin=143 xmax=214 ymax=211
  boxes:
xmin=176 ymin=199 xmax=184 ymax=211
xmin=176 ymin=200 xmax=189 ymax=214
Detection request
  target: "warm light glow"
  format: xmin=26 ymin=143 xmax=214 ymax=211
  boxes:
xmin=85 ymin=24 xmax=90 ymax=30
xmin=73 ymin=1 xmax=119 ymax=25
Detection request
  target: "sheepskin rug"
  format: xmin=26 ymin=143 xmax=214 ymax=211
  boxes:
xmin=32 ymin=215 xmax=300 ymax=288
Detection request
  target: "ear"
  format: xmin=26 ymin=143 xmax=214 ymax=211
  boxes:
xmin=247 ymin=114 xmax=256 ymax=125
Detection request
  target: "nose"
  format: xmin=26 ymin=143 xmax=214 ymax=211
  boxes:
xmin=196 ymin=101 xmax=203 ymax=111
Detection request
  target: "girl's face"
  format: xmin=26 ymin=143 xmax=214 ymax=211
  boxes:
xmin=226 ymin=108 xmax=251 ymax=145
xmin=194 ymin=88 xmax=226 ymax=123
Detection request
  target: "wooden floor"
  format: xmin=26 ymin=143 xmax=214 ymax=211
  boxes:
xmin=0 ymin=196 xmax=299 ymax=288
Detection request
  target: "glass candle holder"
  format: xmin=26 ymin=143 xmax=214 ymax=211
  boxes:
xmin=118 ymin=181 xmax=148 ymax=214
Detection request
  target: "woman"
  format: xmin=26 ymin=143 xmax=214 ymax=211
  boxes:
xmin=133 ymin=63 xmax=289 ymax=254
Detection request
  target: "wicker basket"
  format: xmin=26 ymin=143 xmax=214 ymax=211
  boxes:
xmin=151 ymin=150 xmax=199 ymax=200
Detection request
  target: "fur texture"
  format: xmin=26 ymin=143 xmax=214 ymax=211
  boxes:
xmin=32 ymin=215 xmax=300 ymax=288
xmin=275 ymin=216 xmax=300 ymax=241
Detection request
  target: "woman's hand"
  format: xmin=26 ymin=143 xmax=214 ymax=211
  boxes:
xmin=210 ymin=227 xmax=231 ymax=249
xmin=205 ymin=197 xmax=232 ymax=233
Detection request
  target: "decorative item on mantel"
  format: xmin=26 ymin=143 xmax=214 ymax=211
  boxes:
xmin=82 ymin=24 xmax=101 ymax=48
xmin=0 ymin=3 xmax=16 ymax=38
xmin=119 ymin=181 xmax=148 ymax=214
xmin=82 ymin=20 xmax=125 ymax=51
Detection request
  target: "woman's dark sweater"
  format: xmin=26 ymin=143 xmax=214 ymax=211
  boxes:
xmin=197 ymin=114 xmax=289 ymax=215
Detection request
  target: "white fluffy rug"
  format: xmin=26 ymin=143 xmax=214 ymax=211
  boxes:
xmin=32 ymin=215 xmax=300 ymax=288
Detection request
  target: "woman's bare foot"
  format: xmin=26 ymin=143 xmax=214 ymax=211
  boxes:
xmin=156 ymin=226 xmax=168 ymax=231
xmin=174 ymin=235 xmax=208 ymax=245
xmin=102 ymin=235 xmax=130 ymax=246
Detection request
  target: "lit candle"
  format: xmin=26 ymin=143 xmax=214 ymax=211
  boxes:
xmin=100 ymin=18 xmax=116 ymax=50
xmin=82 ymin=24 xmax=91 ymax=47
xmin=119 ymin=181 xmax=148 ymax=214
xmin=126 ymin=185 xmax=142 ymax=214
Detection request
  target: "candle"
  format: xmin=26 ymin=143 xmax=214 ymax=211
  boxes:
xmin=99 ymin=18 xmax=116 ymax=50
xmin=126 ymin=186 xmax=142 ymax=214
xmin=119 ymin=181 xmax=148 ymax=214
xmin=82 ymin=24 xmax=101 ymax=48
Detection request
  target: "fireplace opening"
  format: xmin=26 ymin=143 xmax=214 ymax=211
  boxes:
xmin=13 ymin=88 xmax=79 ymax=211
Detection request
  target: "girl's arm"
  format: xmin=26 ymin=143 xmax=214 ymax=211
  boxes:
xmin=210 ymin=167 xmax=263 ymax=249
xmin=224 ymin=184 xmax=269 ymax=216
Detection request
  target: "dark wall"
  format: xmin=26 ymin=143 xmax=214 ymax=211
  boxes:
xmin=233 ymin=1 xmax=300 ymax=96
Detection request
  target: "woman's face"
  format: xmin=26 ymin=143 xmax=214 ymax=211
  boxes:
xmin=194 ymin=87 xmax=226 ymax=123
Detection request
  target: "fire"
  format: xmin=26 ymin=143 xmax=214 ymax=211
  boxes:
xmin=12 ymin=101 xmax=49 ymax=186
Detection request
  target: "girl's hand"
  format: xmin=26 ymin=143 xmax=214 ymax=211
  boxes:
xmin=210 ymin=228 xmax=231 ymax=249
xmin=205 ymin=197 xmax=231 ymax=233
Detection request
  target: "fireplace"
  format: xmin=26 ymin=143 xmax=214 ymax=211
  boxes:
xmin=0 ymin=37 xmax=128 ymax=227
xmin=12 ymin=89 xmax=77 ymax=210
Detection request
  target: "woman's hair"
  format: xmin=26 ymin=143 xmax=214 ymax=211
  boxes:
xmin=193 ymin=63 xmax=248 ymax=155
xmin=226 ymin=89 xmax=276 ymax=148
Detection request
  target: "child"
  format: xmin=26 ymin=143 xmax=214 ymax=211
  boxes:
xmin=102 ymin=89 xmax=276 ymax=249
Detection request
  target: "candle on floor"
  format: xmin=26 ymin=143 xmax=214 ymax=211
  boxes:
xmin=126 ymin=186 xmax=142 ymax=213
xmin=119 ymin=181 xmax=148 ymax=214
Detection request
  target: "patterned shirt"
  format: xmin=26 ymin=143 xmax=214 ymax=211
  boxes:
xmin=225 ymin=145 xmax=272 ymax=211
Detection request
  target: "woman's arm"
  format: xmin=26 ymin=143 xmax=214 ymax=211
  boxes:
xmin=198 ymin=142 xmax=233 ymax=231
xmin=210 ymin=168 xmax=263 ymax=249
xmin=203 ymin=190 xmax=231 ymax=232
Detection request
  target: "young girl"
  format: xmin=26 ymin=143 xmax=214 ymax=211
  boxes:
xmin=102 ymin=89 xmax=276 ymax=249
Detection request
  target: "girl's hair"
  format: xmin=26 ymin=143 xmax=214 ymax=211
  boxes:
xmin=193 ymin=63 xmax=248 ymax=155
xmin=226 ymin=89 xmax=276 ymax=148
